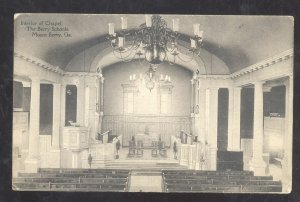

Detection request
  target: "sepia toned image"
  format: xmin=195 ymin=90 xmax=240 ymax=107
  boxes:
xmin=13 ymin=14 xmax=293 ymax=193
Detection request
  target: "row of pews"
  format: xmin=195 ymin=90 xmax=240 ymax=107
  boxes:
xmin=13 ymin=168 xmax=131 ymax=192
xmin=162 ymin=170 xmax=282 ymax=193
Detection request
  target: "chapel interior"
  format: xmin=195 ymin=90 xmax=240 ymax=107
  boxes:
xmin=12 ymin=14 xmax=293 ymax=193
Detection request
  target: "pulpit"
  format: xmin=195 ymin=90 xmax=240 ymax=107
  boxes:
xmin=63 ymin=126 xmax=89 ymax=168
xmin=63 ymin=126 xmax=89 ymax=151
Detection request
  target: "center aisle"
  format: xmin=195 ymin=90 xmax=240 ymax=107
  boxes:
xmin=129 ymin=170 xmax=162 ymax=192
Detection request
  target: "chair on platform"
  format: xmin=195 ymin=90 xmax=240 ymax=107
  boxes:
xmin=151 ymin=141 xmax=159 ymax=157
xmin=159 ymin=141 xmax=167 ymax=157
xmin=128 ymin=140 xmax=136 ymax=157
xmin=136 ymin=140 xmax=144 ymax=157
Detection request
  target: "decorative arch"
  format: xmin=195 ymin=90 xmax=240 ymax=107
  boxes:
xmin=65 ymin=34 xmax=230 ymax=75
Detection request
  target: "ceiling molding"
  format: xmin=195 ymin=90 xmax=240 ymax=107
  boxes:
xmin=14 ymin=48 xmax=293 ymax=82
xmin=64 ymin=72 xmax=100 ymax=78
xmin=14 ymin=51 xmax=64 ymax=75
xmin=14 ymin=51 xmax=101 ymax=78
xmin=230 ymin=49 xmax=293 ymax=79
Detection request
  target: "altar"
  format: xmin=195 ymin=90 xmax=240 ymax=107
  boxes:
xmin=134 ymin=133 xmax=159 ymax=147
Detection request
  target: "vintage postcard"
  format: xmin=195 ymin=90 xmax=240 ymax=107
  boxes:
xmin=13 ymin=14 xmax=293 ymax=193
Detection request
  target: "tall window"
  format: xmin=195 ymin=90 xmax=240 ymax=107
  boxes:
xmin=122 ymin=84 xmax=172 ymax=115
xmin=124 ymin=92 xmax=134 ymax=114
xmin=160 ymin=93 xmax=168 ymax=114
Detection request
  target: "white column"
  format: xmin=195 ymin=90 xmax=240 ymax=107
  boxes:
xmin=76 ymin=82 xmax=85 ymax=126
xmin=25 ymin=77 xmax=41 ymax=172
xmin=60 ymin=84 xmax=66 ymax=148
xmin=209 ymin=87 xmax=218 ymax=170
xmin=52 ymin=83 xmax=61 ymax=148
xmin=98 ymin=77 xmax=105 ymax=134
xmin=100 ymin=77 xmax=105 ymax=113
xmin=282 ymin=74 xmax=293 ymax=192
xmin=227 ymin=87 xmax=234 ymax=150
xmin=191 ymin=79 xmax=197 ymax=138
xmin=228 ymin=87 xmax=241 ymax=151
xmin=84 ymin=85 xmax=90 ymax=127
xmin=251 ymin=81 xmax=267 ymax=176
xmin=191 ymin=79 xmax=194 ymax=114
xmin=205 ymin=89 xmax=210 ymax=142
xmin=89 ymin=84 xmax=97 ymax=139
xmin=198 ymin=87 xmax=206 ymax=143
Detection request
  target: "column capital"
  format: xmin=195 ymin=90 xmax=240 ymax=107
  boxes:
xmin=30 ymin=76 xmax=40 ymax=82
xmin=210 ymin=86 xmax=219 ymax=91
xmin=253 ymin=80 xmax=266 ymax=86
xmin=233 ymin=86 xmax=242 ymax=90
xmin=52 ymin=83 xmax=61 ymax=87
xmin=96 ymin=73 xmax=103 ymax=79
xmin=101 ymin=77 xmax=105 ymax=84
xmin=263 ymin=86 xmax=272 ymax=92
xmin=21 ymin=81 xmax=31 ymax=87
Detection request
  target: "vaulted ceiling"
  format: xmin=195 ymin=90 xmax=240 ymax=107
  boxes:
xmin=14 ymin=14 xmax=293 ymax=73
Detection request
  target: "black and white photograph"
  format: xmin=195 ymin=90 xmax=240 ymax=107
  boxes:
xmin=12 ymin=14 xmax=293 ymax=193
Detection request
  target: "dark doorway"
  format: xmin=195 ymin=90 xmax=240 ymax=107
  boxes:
xmin=240 ymin=88 xmax=254 ymax=139
xmin=13 ymin=81 xmax=23 ymax=109
xmin=217 ymin=88 xmax=229 ymax=151
xmin=40 ymin=84 xmax=53 ymax=135
xmin=65 ymin=85 xmax=77 ymax=126
xmin=264 ymin=86 xmax=286 ymax=117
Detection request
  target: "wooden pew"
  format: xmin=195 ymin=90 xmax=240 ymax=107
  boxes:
xmin=14 ymin=169 xmax=131 ymax=192
xmin=13 ymin=177 xmax=128 ymax=184
xmin=164 ymin=178 xmax=281 ymax=186
xmin=39 ymin=168 xmax=130 ymax=174
xmin=162 ymin=170 xmax=254 ymax=176
xmin=166 ymin=184 xmax=242 ymax=192
xmin=241 ymin=185 xmax=282 ymax=192
xmin=161 ymin=170 xmax=281 ymax=193
xmin=13 ymin=182 xmax=128 ymax=192
xmin=18 ymin=172 xmax=129 ymax=179
xmin=163 ymin=174 xmax=273 ymax=181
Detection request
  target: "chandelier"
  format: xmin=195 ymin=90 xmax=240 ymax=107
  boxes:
xmin=107 ymin=15 xmax=204 ymax=66
xmin=129 ymin=66 xmax=171 ymax=92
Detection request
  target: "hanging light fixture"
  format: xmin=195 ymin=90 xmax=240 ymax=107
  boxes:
xmin=106 ymin=15 xmax=204 ymax=67
xmin=129 ymin=66 xmax=172 ymax=92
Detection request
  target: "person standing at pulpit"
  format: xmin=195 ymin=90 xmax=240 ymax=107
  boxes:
xmin=187 ymin=132 xmax=192 ymax=145
xmin=173 ymin=141 xmax=178 ymax=159
xmin=115 ymin=137 xmax=121 ymax=159
xmin=194 ymin=136 xmax=198 ymax=143
xmin=144 ymin=126 xmax=149 ymax=135
xmin=88 ymin=154 xmax=92 ymax=169
xmin=180 ymin=131 xmax=184 ymax=143
xmin=131 ymin=136 xmax=136 ymax=146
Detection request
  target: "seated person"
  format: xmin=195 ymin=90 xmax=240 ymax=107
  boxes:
xmin=129 ymin=136 xmax=136 ymax=148
xmin=158 ymin=137 xmax=163 ymax=150
xmin=158 ymin=137 xmax=165 ymax=148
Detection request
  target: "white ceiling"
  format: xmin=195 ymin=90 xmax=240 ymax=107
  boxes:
xmin=14 ymin=14 xmax=293 ymax=73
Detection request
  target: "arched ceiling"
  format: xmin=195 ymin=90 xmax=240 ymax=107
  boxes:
xmin=14 ymin=14 xmax=293 ymax=73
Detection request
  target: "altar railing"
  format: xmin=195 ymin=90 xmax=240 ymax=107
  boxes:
xmin=102 ymin=115 xmax=191 ymax=147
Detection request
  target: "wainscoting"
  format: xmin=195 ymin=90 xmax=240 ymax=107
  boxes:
xmin=102 ymin=115 xmax=191 ymax=147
